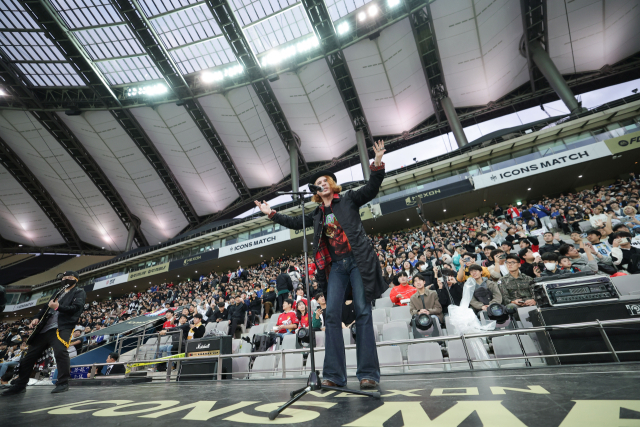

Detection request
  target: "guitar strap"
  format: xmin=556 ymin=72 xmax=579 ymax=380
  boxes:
xmin=56 ymin=329 xmax=73 ymax=348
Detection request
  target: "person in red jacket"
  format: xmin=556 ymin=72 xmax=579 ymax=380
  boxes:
xmin=296 ymin=299 xmax=309 ymax=329
xmin=389 ymin=272 xmax=417 ymax=306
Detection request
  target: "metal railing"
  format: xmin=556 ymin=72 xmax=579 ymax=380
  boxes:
xmin=67 ymin=316 xmax=640 ymax=382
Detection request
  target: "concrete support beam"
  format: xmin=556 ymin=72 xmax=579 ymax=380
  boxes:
xmin=528 ymin=41 xmax=582 ymax=114
xmin=440 ymin=96 xmax=468 ymax=148
xmin=356 ymin=129 xmax=370 ymax=181
xmin=289 ymin=142 xmax=299 ymax=199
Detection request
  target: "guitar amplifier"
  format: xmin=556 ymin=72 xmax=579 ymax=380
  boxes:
xmin=532 ymin=275 xmax=619 ymax=307
xmin=178 ymin=336 xmax=232 ymax=381
xmin=529 ymin=297 xmax=640 ymax=365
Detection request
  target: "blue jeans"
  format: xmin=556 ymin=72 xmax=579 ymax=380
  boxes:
xmin=0 ymin=361 xmax=19 ymax=378
xmin=323 ymin=255 xmax=380 ymax=386
xmin=155 ymin=344 xmax=173 ymax=359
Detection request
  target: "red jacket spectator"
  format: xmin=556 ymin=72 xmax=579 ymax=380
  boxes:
xmin=276 ymin=310 xmax=298 ymax=334
xmin=390 ymin=284 xmax=417 ymax=306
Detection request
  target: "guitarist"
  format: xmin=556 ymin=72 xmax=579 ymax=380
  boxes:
xmin=1 ymin=271 xmax=85 ymax=396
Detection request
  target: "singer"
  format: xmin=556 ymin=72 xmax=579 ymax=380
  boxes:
xmin=255 ymin=140 xmax=387 ymax=389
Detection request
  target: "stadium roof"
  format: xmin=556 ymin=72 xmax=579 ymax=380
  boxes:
xmin=0 ymin=0 xmax=639 ymax=252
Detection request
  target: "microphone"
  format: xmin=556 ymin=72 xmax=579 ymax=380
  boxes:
xmin=308 ymin=184 xmax=323 ymax=194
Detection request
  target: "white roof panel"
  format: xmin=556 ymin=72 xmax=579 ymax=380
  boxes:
xmin=325 ymin=0 xmax=374 ymax=21
xmin=269 ymin=59 xmax=357 ymax=162
xmin=431 ymin=0 xmax=529 ymax=107
xmin=95 ymin=55 xmax=162 ymax=85
xmin=244 ymin=4 xmax=312 ymax=54
xmin=230 ymin=0 xmax=299 ymax=26
xmin=547 ymin=0 xmax=640 ymax=74
xmin=0 ymin=163 xmax=65 ymax=247
xmin=344 ymin=18 xmax=434 ymax=135
xmin=130 ymin=105 xmax=239 ymax=214
xmin=57 ymin=111 xmax=190 ymax=243
xmin=0 ymin=110 xmax=129 ymax=251
xmin=199 ymin=86 xmax=291 ymax=188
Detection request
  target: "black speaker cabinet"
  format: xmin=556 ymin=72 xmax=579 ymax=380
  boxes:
xmin=178 ymin=336 xmax=232 ymax=381
xmin=529 ymin=297 xmax=640 ymax=365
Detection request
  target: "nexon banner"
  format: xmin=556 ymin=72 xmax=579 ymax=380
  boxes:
xmin=473 ymin=142 xmax=612 ymax=189
xmin=219 ymin=229 xmax=290 ymax=258
xmin=94 ymin=273 xmax=130 ymax=291
xmin=379 ymin=180 xmax=474 ymax=215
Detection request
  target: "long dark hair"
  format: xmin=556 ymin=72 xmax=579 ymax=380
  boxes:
xmin=295 ymin=300 xmax=307 ymax=322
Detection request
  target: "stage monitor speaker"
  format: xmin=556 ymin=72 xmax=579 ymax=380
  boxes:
xmin=178 ymin=336 xmax=232 ymax=381
xmin=529 ymin=297 xmax=640 ymax=365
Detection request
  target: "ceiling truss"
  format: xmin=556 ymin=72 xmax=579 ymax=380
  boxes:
xmin=108 ymin=0 xmax=252 ymax=203
xmin=301 ymin=0 xmax=373 ymax=144
xmin=520 ymin=0 xmax=549 ymax=92
xmin=203 ymin=0 xmax=308 ymax=172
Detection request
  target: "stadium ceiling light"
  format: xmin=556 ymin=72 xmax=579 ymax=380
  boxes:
xmin=0 ymin=89 xmax=5 ymax=96
xmin=388 ymin=0 xmax=400 ymax=7
xmin=337 ymin=22 xmax=349 ymax=35
xmin=18 ymin=244 xmax=22 ymax=247
xmin=358 ymin=11 xmax=366 ymax=21
xmin=406 ymin=218 xmax=409 ymax=221
xmin=578 ymin=175 xmax=582 ymax=178
xmin=527 ymin=188 xmax=531 ymax=190
xmin=126 ymin=83 xmax=167 ymax=98
xmin=202 ymin=64 xmax=244 ymax=83
xmin=261 ymin=36 xmax=320 ymax=67
xmin=368 ymin=5 xmax=378 ymax=16
xmin=443 ymin=209 xmax=447 ymax=212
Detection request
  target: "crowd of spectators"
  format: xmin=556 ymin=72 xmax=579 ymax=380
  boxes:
xmin=1 ymin=172 xmax=639 ymax=379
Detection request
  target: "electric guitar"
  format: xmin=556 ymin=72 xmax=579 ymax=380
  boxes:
xmin=26 ymin=283 xmax=70 ymax=345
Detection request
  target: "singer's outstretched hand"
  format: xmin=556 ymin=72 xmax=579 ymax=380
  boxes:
xmin=373 ymin=140 xmax=386 ymax=166
xmin=254 ymin=200 xmax=272 ymax=215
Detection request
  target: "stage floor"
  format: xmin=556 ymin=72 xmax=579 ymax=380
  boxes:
xmin=3 ymin=363 xmax=640 ymax=426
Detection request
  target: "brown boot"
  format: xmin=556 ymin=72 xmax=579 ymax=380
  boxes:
xmin=321 ymin=380 xmax=343 ymax=387
xmin=359 ymin=379 xmax=378 ymax=390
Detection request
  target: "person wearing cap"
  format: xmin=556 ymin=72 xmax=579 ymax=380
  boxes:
xmin=254 ymin=139 xmax=386 ymax=390
xmin=2 ymin=270 xmax=85 ymax=396
xmin=262 ymin=284 xmax=277 ymax=319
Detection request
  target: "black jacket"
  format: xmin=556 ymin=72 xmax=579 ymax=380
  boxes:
xmin=211 ymin=308 xmax=228 ymax=322
xmin=539 ymin=241 xmax=567 ymax=255
xmin=276 ymin=273 xmax=293 ymax=293
xmin=34 ymin=286 xmax=86 ymax=331
xmin=262 ymin=290 xmax=277 ymax=303
xmin=97 ymin=363 xmax=126 ymax=376
xmin=228 ymin=302 xmax=247 ymax=320
xmin=270 ymin=165 xmax=386 ymax=303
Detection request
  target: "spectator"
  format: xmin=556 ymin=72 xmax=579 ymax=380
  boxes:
xmin=271 ymin=299 xmax=298 ymax=340
xmin=506 ymin=203 xmax=520 ymax=223
xmin=90 ymin=353 xmax=125 ymax=377
xmin=68 ymin=328 xmax=84 ymax=357
xmin=296 ymin=300 xmax=309 ymax=329
xmin=389 ymin=272 xmax=416 ymax=306
xmin=311 ymin=293 xmax=326 ymax=331
xmin=227 ymin=296 xmax=247 ymax=338
xmin=409 ymin=274 xmax=443 ymax=323
xmin=558 ymin=256 xmax=581 ymax=273
xmin=539 ymin=253 xmax=563 ymax=276
xmin=466 ymin=265 xmax=502 ymax=312
xmin=262 ymin=284 xmax=277 ymax=319
xmin=456 ymin=252 xmax=490 ymax=282
xmin=518 ymin=247 xmax=541 ymax=278
xmin=611 ymin=232 xmax=640 ymax=274
xmin=538 ymin=232 xmax=566 ymax=255
xmin=382 ymin=265 xmax=396 ymax=288
xmin=586 ymin=230 xmax=612 ymax=257
xmin=529 ymin=201 xmax=553 ymax=230
xmin=487 ymin=249 xmax=509 ymax=280
xmin=247 ymin=292 xmax=261 ymax=326
xmin=497 ymin=254 xmax=536 ymax=308
xmin=558 ymin=243 xmax=598 ymax=272
xmin=187 ymin=313 xmax=205 ymax=340
xmin=276 ymin=267 xmax=293 ymax=313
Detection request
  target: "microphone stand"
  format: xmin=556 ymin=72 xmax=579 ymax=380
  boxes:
xmin=268 ymin=190 xmax=380 ymax=421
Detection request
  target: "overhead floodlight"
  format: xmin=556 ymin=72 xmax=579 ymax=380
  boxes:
xmin=261 ymin=36 xmax=320 ymax=67
xmin=358 ymin=11 xmax=366 ymax=21
xmin=0 ymin=89 xmax=5 ymax=96
xmin=337 ymin=22 xmax=349 ymax=35
xmin=202 ymin=71 xmax=223 ymax=83
xmin=126 ymin=83 xmax=168 ymax=98
xmin=368 ymin=5 xmax=378 ymax=17
xmin=388 ymin=0 xmax=400 ymax=7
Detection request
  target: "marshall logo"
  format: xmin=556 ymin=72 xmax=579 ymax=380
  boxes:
xmin=196 ymin=343 xmax=210 ymax=349
xmin=626 ymin=304 xmax=640 ymax=316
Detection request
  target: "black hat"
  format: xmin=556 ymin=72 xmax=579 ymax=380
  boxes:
xmin=309 ymin=170 xmax=338 ymax=186
xmin=62 ymin=270 xmax=79 ymax=280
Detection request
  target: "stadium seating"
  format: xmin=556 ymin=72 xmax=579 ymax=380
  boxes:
xmin=406 ymin=343 xmax=446 ymax=372
xmin=249 ymin=355 xmax=277 ymax=378
xmin=377 ymin=346 xmax=404 ymax=374
xmin=232 ymin=357 xmax=250 ymax=379
xmin=492 ymin=335 xmax=545 ymax=368
xmin=275 ymin=353 xmax=305 ymax=378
